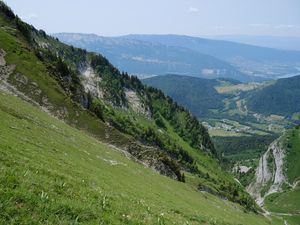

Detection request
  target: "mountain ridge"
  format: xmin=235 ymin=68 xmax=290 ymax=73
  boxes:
xmin=54 ymin=32 xmax=254 ymax=82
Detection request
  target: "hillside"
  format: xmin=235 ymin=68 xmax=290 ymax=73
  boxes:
xmin=0 ymin=1 xmax=267 ymax=222
xmin=53 ymin=33 xmax=251 ymax=82
xmin=143 ymin=75 xmax=225 ymax=118
xmin=247 ymin=125 xmax=300 ymax=224
xmin=144 ymin=74 xmax=299 ymax=132
xmin=0 ymin=88 xmax=282 ymax=224
xmin=143 ymin=74 xmax=300 ymax=198
xmin=246 ymin=75 xmax=300 ymax=117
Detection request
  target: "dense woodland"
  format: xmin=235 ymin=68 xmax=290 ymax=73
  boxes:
xmin=246 ymin=75 xmax=300 ymax=116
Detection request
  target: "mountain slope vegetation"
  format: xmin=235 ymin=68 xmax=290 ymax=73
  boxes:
xmin=143 ymin=75 xmax=225 ymax=118
xmin=143 ymin=74 xmax=300 ymax=198
xmin=246 ymin=75 xmax=300 ymax=117
xmin=144 ymin=74 xmax=300 ymax=127
xmin=246 ymin=125 xmax=300 ymax=225
xmin=0 ymin=88 xmax=282 ymax=225
xmin=0 ymin=1 xmax=262 ymax=220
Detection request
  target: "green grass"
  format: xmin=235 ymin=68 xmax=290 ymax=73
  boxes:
xmin=282 ymin=215 xmax=300 ymax=225
xmin=0 ymin=91 xmax=283 ymax=225
xmin=285 ymin=127 xmax=300 ymax=183
xmin=208 ymin=129 xmax=245 ymax=137
xmin=263 ymin=127 xmax=300 ymax=225
xmin=214 ymin=81 xmax=272 ymax=94
xmin=162 ymin=117 xmax=224 ymax=185
xmin=264 ymin=184 xmax=300 ymax=225
xmin=265 ymin=185 xmax=300 ymax=214
xmin=0 ymin=20 xmax=135 ymax=149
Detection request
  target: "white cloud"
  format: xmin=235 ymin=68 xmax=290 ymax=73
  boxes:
xmin=25 ymin=13 xmax=38 ymax=20
xmin=250 ymin=24 xmax=271 ymax=28
xmin=215 ymin=26 xmax=226 ymax=30
xmin=273 ymin=24 xmax=300 ymax=29
xmin=188 ymin=7 xmax=199 ymax=13
xmin=214 ymin=26 xmax=240 ymax=30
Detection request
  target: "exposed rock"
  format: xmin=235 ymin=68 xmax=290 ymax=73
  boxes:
xmin=247 ymin=139 xmax=287 ymax=206
xmin=80 ymin=64 xmax=104 ymax=99
xmin=268 ymin=142 xmax=286 ymax=195
xmin=102 ymin=158 xmax=127 ymax=166
xmin=126 ymin=143 xmax=179 ymax=180
xmin=0 ymin=49 xmax=6 ymax=66
xmin=125 ymin=88 xmax=151 ymax=117
xmin=13 ymin=73 xmax=28 ymax=85
xmin=233 ymin=165 xmax=252 ymax=173
xmin=0 ymin=49 xmax=59 ymax=117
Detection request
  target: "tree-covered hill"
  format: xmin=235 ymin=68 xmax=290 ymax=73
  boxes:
xmin=246 ymin=75 xmax=300 ymax=117
xmin=143 ymin=75 xmax=225 ymax=118
xmin=144 ymin=74 xmax=300 ymax=123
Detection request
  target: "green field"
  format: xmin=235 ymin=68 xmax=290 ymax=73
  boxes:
xmin=214 ymin=81 xmax=273 ymax=94
xmin=208 ymin=129 xmax=245 ymax=137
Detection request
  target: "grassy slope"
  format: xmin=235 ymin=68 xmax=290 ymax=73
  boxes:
xmin=0 ymin=14 xmax=131 ymax=149
xmin=285 ymin=126 xmax=300 ymax=183
xmin=0 ymin=91 xmax=283 ymax=225
xmin=0 ymin=7 xmax=261 ymax=209
xmin=264 ymin=126 xmax=300 ymax=224
xmin=265 ymin=187 xmax=300 ymax=214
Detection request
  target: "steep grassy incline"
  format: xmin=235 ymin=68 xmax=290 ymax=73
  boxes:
xmin=263 ymin=126 xmax=300 ymax=225
xmin=0 ymin=0 xmax=259 ymax=209
xmin=0 ymin=91 xmax=283 ymax=225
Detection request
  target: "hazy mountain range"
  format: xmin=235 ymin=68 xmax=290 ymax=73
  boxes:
xmin=54 ymin=33 xmax=300 ymax=82
xmin=205 ymin=35 xmax=300 ymax=51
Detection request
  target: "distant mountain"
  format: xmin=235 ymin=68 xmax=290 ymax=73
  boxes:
xmin=126 ymin=34 xmax=300 ymax=80
xmin=54 ymin=33 xmax=254 ymax=82
xmin=205 ymin=35 xmax=300 ymax=51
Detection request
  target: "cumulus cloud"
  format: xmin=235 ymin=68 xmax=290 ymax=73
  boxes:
xmin=188 ymin=7 xmax=199 ymax=13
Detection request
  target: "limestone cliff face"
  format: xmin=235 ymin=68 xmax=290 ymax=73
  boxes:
xmin=247 ymin=138 xmax=287 ymax=206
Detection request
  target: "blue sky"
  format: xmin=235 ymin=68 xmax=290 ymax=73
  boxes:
xmin=4 ymin=0 xmax=300 ymax=37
